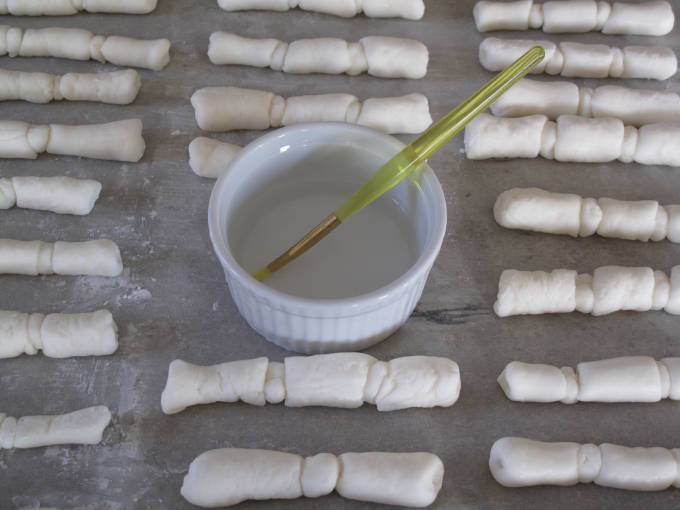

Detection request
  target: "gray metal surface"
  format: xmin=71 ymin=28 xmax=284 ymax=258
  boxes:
xmin=1 ymin=1 xmax=680 ymax=508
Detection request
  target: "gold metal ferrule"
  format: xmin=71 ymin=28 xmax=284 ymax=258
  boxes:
xmin=253 ymin=213 xmax=342 ymax=281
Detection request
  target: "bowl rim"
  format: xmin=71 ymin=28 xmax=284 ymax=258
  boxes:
xmin=208 ymin=122 xmax=447 ymax=317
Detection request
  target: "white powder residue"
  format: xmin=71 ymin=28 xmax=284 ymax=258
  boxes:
xmin=71 ymin=269 xmax=151 ymax=309
xmin=72 ymin=269 xmax=132 ymax=302
xmin=116 ymin=360 xmax=143 ymax=416
xmin=120 ymin=288 xmax=152 ymax=303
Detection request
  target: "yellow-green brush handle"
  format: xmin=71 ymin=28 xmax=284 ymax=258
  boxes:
xmin=334 ymin=46 xmax=545 ymax=222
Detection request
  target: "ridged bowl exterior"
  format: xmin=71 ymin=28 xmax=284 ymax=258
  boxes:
xmin=224 ymin=262 xmax=431 ymax=353
xmin=209 ymin=123 xmax=447 ymax=354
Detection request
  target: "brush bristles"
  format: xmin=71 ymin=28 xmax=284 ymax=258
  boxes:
xmin=252 ymin=267 xmax=271 ymax=282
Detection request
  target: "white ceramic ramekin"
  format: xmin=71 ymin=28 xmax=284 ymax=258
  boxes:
xmin=209 ymin=123 xmax=446 ymax=353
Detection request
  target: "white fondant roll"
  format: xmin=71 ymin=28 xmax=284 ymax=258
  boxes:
xmin=591 ymin=86 xmax=680 ymax=126
xmin=356 ymin=93 xmax=432 ymax=134
xmin=560 ymin=41 xmax=615 ymax=78
xmin=665 ymin=266 xmax=680 ymax=314
xmin=0 ymin=121 xmax=47 ymax=159
xmin=285 ymin=353 xmax=376 ymax=408
xmin=621 ymin=46 xmax=677 ymax=81
xmin=0 ymin=239 xmax=117 ymax=277
xmin=216 ymin=0 xmax=425 ymax=19
xmin=208 ymin=32 xmax=282 ymax=68
xmin=490 ymin=437 xmax=582 ymax=487
xmin=499 ymin=356 xmax=680 ymax=404
xmin=0 ymin=310 xmax=33 ymax=358
xmin=337 ymin=452 xmax=444 ymax=507
xmin=494 ymin=188 xmax=680 ymax=243
xmin=635 ymin=123 xmax=680 ymax=167
xmin=479 ymin=38 xmax=559 ymax=74
xmin=0 ymin=68 xmax=54 ymax=103
xmin=181 ymin=447 xmax=443 ymax=507
xmin=161 ymin=354 xmax=461 ymax=413
xmin=555 ymin=115 xmax=624 ymax=162
xmin=52 ymin=240 xmax=123 ymax=277
xmin=4 ymin=176 xmax=101 ymax=215
xmin=668 ymin=207 xmax=680 ymax=244
xmin=58 ymin=69 xmax=141 ymax=104
xmin=0 ymin=178 xmax=13 ymax=209
xmin=661 ymin=358 xmax=680 ymax=400
xmin=20 ymin=27 xmax=93 ymax=60
xmin=596 ymin=444 xmax=678 ymax=491
xmin=465 ymin=113 xmax=547 ymax=160
xmin=301 ymin=453 xmax=339 ymax=498
xmin=81 ymin=0 xmax=158 ymax=13
xmin=0 ymin=239 xmax=53 ymax=275
xmin=161 ymin=358 xmax=268 ymax=414
xmin=40 ymin=310 xmax=118 ymax=359
xmin=0 ymin=119 xmax=144 ymax=162
xmin=0 ymin=63 xmax=132 ymax=104
xmin=99 ymin=36 xmax=170 ymax=71
xmin=0 ymin=0 xmax=80 ymax=15
xmin=596 ymin=198 xmax=658 ymax=242
xmin=281 ymin=93 xmax=358 ymax=125
xmin=0 ymin=25 xmax=169 ymax=70
xmin=191 ymin=86 xmax=431 ymax=134
xmin=490 ymin=438 xmax=680 ymax=490
xmin=216 ymin=0 xmax=293 ymax=11
xmin=465 ymin=114 xmax=680 ymax=167
xmin=496 ymin=265 xmax=680 ymax=317
xmin=0 ymin=0 xmax=157 ymax=15
xmin=373 ymin=356 xmax=460 ymax=411
xmin=9 ymin=406 xmax=111 ymax=448
xmin=181 ymin=449 xmax=304 ymax=507
xmin=494 ymin=269 xmax=577 ymax=317
xmin=362 ymin=0 xmax=424 ymax=19
xmin=577 ymin=356 xmax=667 ymax=402
xmin=542 ymin=0 xmax=601 ymax=33
xmin=283 ymin=38 xmax=354 ymax=74
xmin=591 ymin=266 xmax=655 ymax=316
xmin=473 ymin=0 xmax=533 ymax=31
xmin=498 ymin=361 xmax=577 ymax=403
xmin=491 ymin=79 xmax=580 ymax=119
xmin=602 ymin=1 xmax=675 ymax=36
xmin=474 ymin=0 xmax=674 ymax=36
xmin=192 ymin=87 xmax=277 ymax=132
xmin=47 ymin=119 xmax=145 ymax=162
xmin=479 ymin=37 xmax=676 ymax=80
xmin=264 ymin=362 xmax=286 ymax=404
xmin=494 ymin=187 xmax=583 ymax=237
xmin=360 ymin=35 xmax=428 ymax=79
xmin=188 ymin=137 xmax=241 ymax=179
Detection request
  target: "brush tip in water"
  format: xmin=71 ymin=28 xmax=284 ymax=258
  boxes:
xmin=253 ymin=267 xmax=271 ymax=282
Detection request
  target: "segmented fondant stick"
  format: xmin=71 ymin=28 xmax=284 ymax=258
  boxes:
xmin=0 ymin=0 xmax=157 ymax=15
xmin=490 ymin=437 xmax=680 ymax=491
xmin=182 ymin=448 xmax=444 ymax=507
xmin=161 ymin=354 xmax=461 ymax=414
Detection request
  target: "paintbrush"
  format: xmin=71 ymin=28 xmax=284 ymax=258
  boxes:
xmin=253 ymin=46 xmax=545 ymax=282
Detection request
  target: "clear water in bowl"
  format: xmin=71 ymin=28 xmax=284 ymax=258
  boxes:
xmin=229 ymin=169 xmax=421 ymax=301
